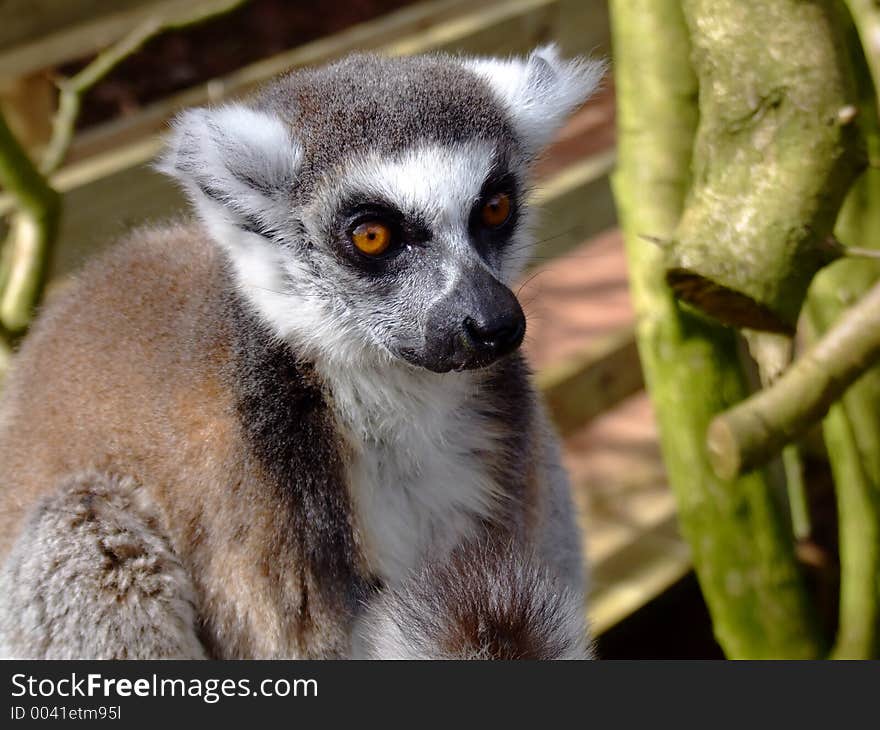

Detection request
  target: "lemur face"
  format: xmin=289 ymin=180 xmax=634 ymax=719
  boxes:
xmin=296 ymin=137 xmax=528 ymax=373
xmin=160 ymin=48 xmax=603 ymax=372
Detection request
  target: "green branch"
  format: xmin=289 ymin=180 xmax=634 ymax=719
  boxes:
xmin=742 ymin=329 xmax=811 ymax=540
xmin=40 ymin=0 xmax=250 ymax=175
xmin=0 ymin=110 xmax=61 ymax=335
xmin=708 ymin=279 xmax=880 ymax=479
xmin=812 ymin=2 xmax=880 ymax=657
xmin=809 ymin=222 xmax=880 ymax=660
xmin=611 ymin=0 xmax=822 ymax=658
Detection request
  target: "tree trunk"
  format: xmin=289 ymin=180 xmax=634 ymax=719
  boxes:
xmin=668 ymin=0 xmax=865 ymax=334
xmin=610 ymin=0 xmax=823 ymax=658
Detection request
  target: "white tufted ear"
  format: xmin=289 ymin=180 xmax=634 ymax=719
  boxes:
xmin=465 ymin=44 xmax=606 ymax=155
xmin=157 ymin=104 xmax=301 ymax=240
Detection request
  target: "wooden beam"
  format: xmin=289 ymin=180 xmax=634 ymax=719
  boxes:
xmin=0 ymin=0 xmax=245 ymax=80
xmin=588 ymin=514 xmax=691 ymax=636
xmin=531 ymin=148 xmax=617 ymax=265
xmin=0 ymin=1 xmax=149 ymax=51
xmin=67 ymin=0 xmax=611 ymax=162
xmin=537 ymin=323 xmax=642 ymax=436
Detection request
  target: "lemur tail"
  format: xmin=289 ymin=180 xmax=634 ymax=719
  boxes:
xmin=354 ymin=538 xmax=593 ymax=660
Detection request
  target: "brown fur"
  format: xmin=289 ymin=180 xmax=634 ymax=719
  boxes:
xmin=0 ymin=224 xmax=367 ymax=658
xmin=355 ymin=536 xmax=590 ymax=659
xmin=0 ymin=222 xmax=569 ymax=659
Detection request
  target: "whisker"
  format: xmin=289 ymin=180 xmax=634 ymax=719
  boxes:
xmin=516 ymin=269 xmax=551 ymax=297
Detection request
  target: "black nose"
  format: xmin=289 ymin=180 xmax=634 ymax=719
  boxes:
xmin=415 ymin=269 xmax=527 ymax=373
xmin=463 ymin=311 xmax=525 ymax=358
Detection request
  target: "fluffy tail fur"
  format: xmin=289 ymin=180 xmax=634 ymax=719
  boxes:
xmin=354 ymin=538 xmax=592 ymax=660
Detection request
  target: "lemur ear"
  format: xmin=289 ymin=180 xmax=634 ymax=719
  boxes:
xmin=465 ymin=44 xmax=606 ymax=155
xmin=157 ymin=104 xmax=301 ymax=237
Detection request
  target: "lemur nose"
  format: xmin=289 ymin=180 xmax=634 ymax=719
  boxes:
xmin=463 ymin=312 xmax=525 ymax=356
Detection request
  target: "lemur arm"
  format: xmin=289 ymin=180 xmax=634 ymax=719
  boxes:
xmin=0 ymin=472 xmax=206 ymax=660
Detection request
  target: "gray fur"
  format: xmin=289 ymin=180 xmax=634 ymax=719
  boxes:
xmin=255 ymin=52 xmax=519 ymax=202
xmin=0 ymin=472 xmax=205 ymax=659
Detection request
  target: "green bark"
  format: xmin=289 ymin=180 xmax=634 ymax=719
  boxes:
xmin=808 ymin=247 xmax=880 ymax=659
xmin=807 ymin=1 xmax=880 ymax=658
xmin=0 ymin=109 xmax=60 ymax=336
xmin=611 ymin=0 xmax=822 ymax=657
xmin=706 ymin=281 xmax=880 ymax=479
xmin=812 ymin=162 xmax=880 ymax=660
xmin=669 ymin=0 xmax=865 ymax=333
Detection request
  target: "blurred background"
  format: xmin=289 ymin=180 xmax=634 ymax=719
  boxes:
xmin=3 ymin=0 xmax=876 ymax=659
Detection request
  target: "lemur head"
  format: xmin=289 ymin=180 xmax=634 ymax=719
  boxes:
xmin=160 ymin=47 xmax=603 ymax=373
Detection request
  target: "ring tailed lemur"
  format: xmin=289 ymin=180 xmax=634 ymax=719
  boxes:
xmin=0 ymin=47 xmax=603 ymax=659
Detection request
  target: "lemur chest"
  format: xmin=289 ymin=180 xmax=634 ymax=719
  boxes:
xmin=347 ymin=437 xmax=498 ymax=585
xmin=343 ymin=405 xmax=502 ymax=585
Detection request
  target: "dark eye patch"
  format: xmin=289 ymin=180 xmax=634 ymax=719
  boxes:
xmin=470 ymin=169 xmax=520 ymax=256
xmin=331 ymin=197 xmax=430 ymax=273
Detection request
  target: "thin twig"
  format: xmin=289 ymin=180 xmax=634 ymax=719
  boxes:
xmin=40 ymin=0 xmax=249 ymax=175
xmin=708 ymin=279 xmax=880 ymax=479
xmin=842 ymin=245 xmax=880 ymax=259
xmin=0 ymin=110 xmax=60 ymax=335
xmin=742 ymin=328 xmax=812 ymax=539
xmin=823 ymin=235 xmax=880 ymax=260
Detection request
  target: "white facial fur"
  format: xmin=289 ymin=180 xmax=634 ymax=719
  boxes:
xmin=158 ymin=105 xmax=301 ymax=237
xmin=298 ymin=139 xmax=500 ymax=353
xmin=464 ymin=44 xmax=605 ymax=155
xmin=336 ymin=141 xmax=536 ymax=285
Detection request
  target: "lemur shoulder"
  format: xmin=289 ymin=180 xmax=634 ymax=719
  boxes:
xmin=0 ymin=47 xmax=604 ymax=659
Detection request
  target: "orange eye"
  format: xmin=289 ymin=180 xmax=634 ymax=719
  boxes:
xmin=351 ymin=221 xmax=392 ymax=255
xmin=481 ymin=192 xmax=512 ymax=227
